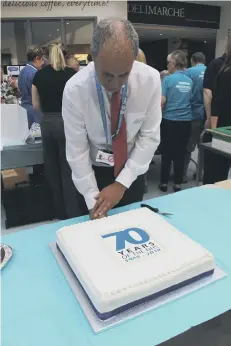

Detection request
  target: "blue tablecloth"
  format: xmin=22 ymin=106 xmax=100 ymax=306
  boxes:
xmin=2 ymin=187 xmax=231 ymax=346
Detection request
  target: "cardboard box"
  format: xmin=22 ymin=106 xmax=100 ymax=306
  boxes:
xmin=1 ymin=168 xmax=28 ymax=189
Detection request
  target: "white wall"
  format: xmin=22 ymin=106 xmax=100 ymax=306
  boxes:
xmin=216 ymin=2 xmax=231 ymax=57
xmin=1 ymin=1 xmax=127 ymax=21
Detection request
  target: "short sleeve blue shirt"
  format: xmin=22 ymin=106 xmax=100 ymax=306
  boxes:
xmin=185 ymin=64 xmax=206 ymax=120
xmin=18 ymin=63 xmax=41 ymax=126
xmin=162 ymin=71 xmax=192 ymax=121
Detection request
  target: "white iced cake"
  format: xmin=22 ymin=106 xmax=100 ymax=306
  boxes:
xmin=56 ymin=208 xmax=215 ymax=320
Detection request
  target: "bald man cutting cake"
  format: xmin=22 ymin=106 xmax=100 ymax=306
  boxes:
xmin=62 ymin=18 xmax=161 ymax=219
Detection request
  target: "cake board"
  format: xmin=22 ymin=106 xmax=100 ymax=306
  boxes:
xmin=49 ymin=242 xmax=227 ymax=334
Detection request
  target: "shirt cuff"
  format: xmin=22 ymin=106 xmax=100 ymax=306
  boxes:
xmin=84 ymin=189 xmax=99 ymax=210
xmin=115 ymin=167 xmax=137 ymax=189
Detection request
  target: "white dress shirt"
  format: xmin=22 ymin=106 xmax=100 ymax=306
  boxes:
xmin=62 ymin=61 xmax=161 ymax=210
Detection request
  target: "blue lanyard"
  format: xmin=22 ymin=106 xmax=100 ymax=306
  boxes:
xmin=95 ymin=75 xmax=127 ymax=147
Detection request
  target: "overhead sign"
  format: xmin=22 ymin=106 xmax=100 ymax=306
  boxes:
xmin=128 ymin=1 xmax=221 ymax=29
xmin=1 ymin=1 xmax=110 ymax=12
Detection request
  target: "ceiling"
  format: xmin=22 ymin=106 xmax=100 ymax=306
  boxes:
xmin=135 ymin=24 xmax=217 ymax=43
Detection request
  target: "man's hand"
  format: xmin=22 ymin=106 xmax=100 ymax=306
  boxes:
xmin=10 ymin=78 xmax=18 ymax=89
xmin=93 ymin=182 xmax=126 ymax=218
xmin=203 ymin=88 xmax=212 ymax=128
xmin=205 ymin=118 xmax=211 ymax=129
xmin=89 ymin=209 xmax=107 ymax=220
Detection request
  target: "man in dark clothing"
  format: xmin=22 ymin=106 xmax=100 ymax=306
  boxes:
xmin=203 ymin=54 xmax=226 ymax=128
xmin=203 ymin=40 xmax=231 ymax=184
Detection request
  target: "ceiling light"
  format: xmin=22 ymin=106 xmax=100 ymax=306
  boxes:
xmin=66 ymin=22 xmax=69 ymax=25
xmin=160 ymin=33 xmax=163 ymax=36
xmin=49 ymin=34 xmax=51 ymax=37
xmin=57 ymin=29 xmax=60 ymax=32
xmin=204 ymin=40 xmax=207 ymax=43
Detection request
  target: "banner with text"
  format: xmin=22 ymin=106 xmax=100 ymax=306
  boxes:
xmin=128 ymin=1 xmax=221 ymax=29
xmin=1 ymin=1 xmax=110 ymax=12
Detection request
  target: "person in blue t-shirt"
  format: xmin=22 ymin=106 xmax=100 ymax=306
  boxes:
xmin=18 ymin=45 xmax=45 ymax=127
xmin=183 ymin=52 xmax=206 ymax=181
xmin=160 ymin=50 xmax=192 ymax=193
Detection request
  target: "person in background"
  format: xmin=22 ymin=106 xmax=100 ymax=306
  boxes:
xmin=136 ymin=48 xmax=147 ymax=64
xmin=156 ymin=69 xmax=169 ymax=156
xmin=203 ymin=38 xmax=231 ymax=184
xmin=160 ymin=50 xmax=192 ymax=193
xmin=62 ymin=18 xmax=161 ymax=219
xmin=203 ymin=45 xmax=227 ymax=129
xmin=18 ymin=45 xmax=45 ymax=127
xmin=66 ymin=56 xmax=79 ymax=72
xmin=160 ymin=70 xmax=169 ymax=81
xmin=183 ymin=52 xmax=206 ymax=182
xmin=1 ymin=67 xmax=19 ymax=104
xmin=32 ymin=42 xmax=83 ymax=220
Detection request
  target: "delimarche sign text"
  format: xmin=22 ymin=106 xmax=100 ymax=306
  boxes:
xmin=128 ymin=3 xmax=185 ymax=18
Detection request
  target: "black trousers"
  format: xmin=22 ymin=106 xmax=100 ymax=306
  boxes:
xmin=203 ymin=151 xmax=231 ymax=184
xmin=161 ymin=119 xmax=191 ymax=185
xmin=41 ymin=113 xmax=86 ymax=219
xmin=92 ymin=165 xmax=145 ymax=208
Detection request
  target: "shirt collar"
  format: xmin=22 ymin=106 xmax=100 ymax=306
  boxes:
xmin=102 ymin=86 xmax=112 ymax=97
xmin=173 ymin=70 xmax=184 ymax=75
xmin=27 ymin=63 xmax=38 ymax=71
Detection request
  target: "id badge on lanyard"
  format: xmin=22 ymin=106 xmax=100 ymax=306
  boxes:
xmin=96 ymin=150 xmax=114 ymax=166
xmin=95 ymin=75 xmax=127 ymax=165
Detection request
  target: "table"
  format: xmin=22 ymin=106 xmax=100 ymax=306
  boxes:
xmin=196 ymin=142 xmax=231 ymax=186
xmin=1 ymin=142 xmax=43 ymax=170
xmin=2 ymin=187 xmax=231 ymax=346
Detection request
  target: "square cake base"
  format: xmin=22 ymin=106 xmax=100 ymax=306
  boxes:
xmin=57 ymin=244 xmax=214 ymax=320
xmin=50 ymin=242 xmax=226 ymax=333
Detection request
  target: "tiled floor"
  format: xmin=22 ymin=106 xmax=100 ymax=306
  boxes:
xmin=145 ymin=153 xmax=198 ymax=200
xmin=1 ymin=151 xmax=231 ymax=345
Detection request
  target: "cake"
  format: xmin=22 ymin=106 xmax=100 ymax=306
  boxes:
xmin=56 ymin=208 xmax=215 ymax=320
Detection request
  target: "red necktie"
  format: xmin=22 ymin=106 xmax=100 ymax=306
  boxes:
xmin=111 ymin=91 xmax=128 ymax=177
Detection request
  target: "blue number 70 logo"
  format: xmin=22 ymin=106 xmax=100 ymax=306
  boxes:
xmin=102 ymin=228 xmax=150 ymax=251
